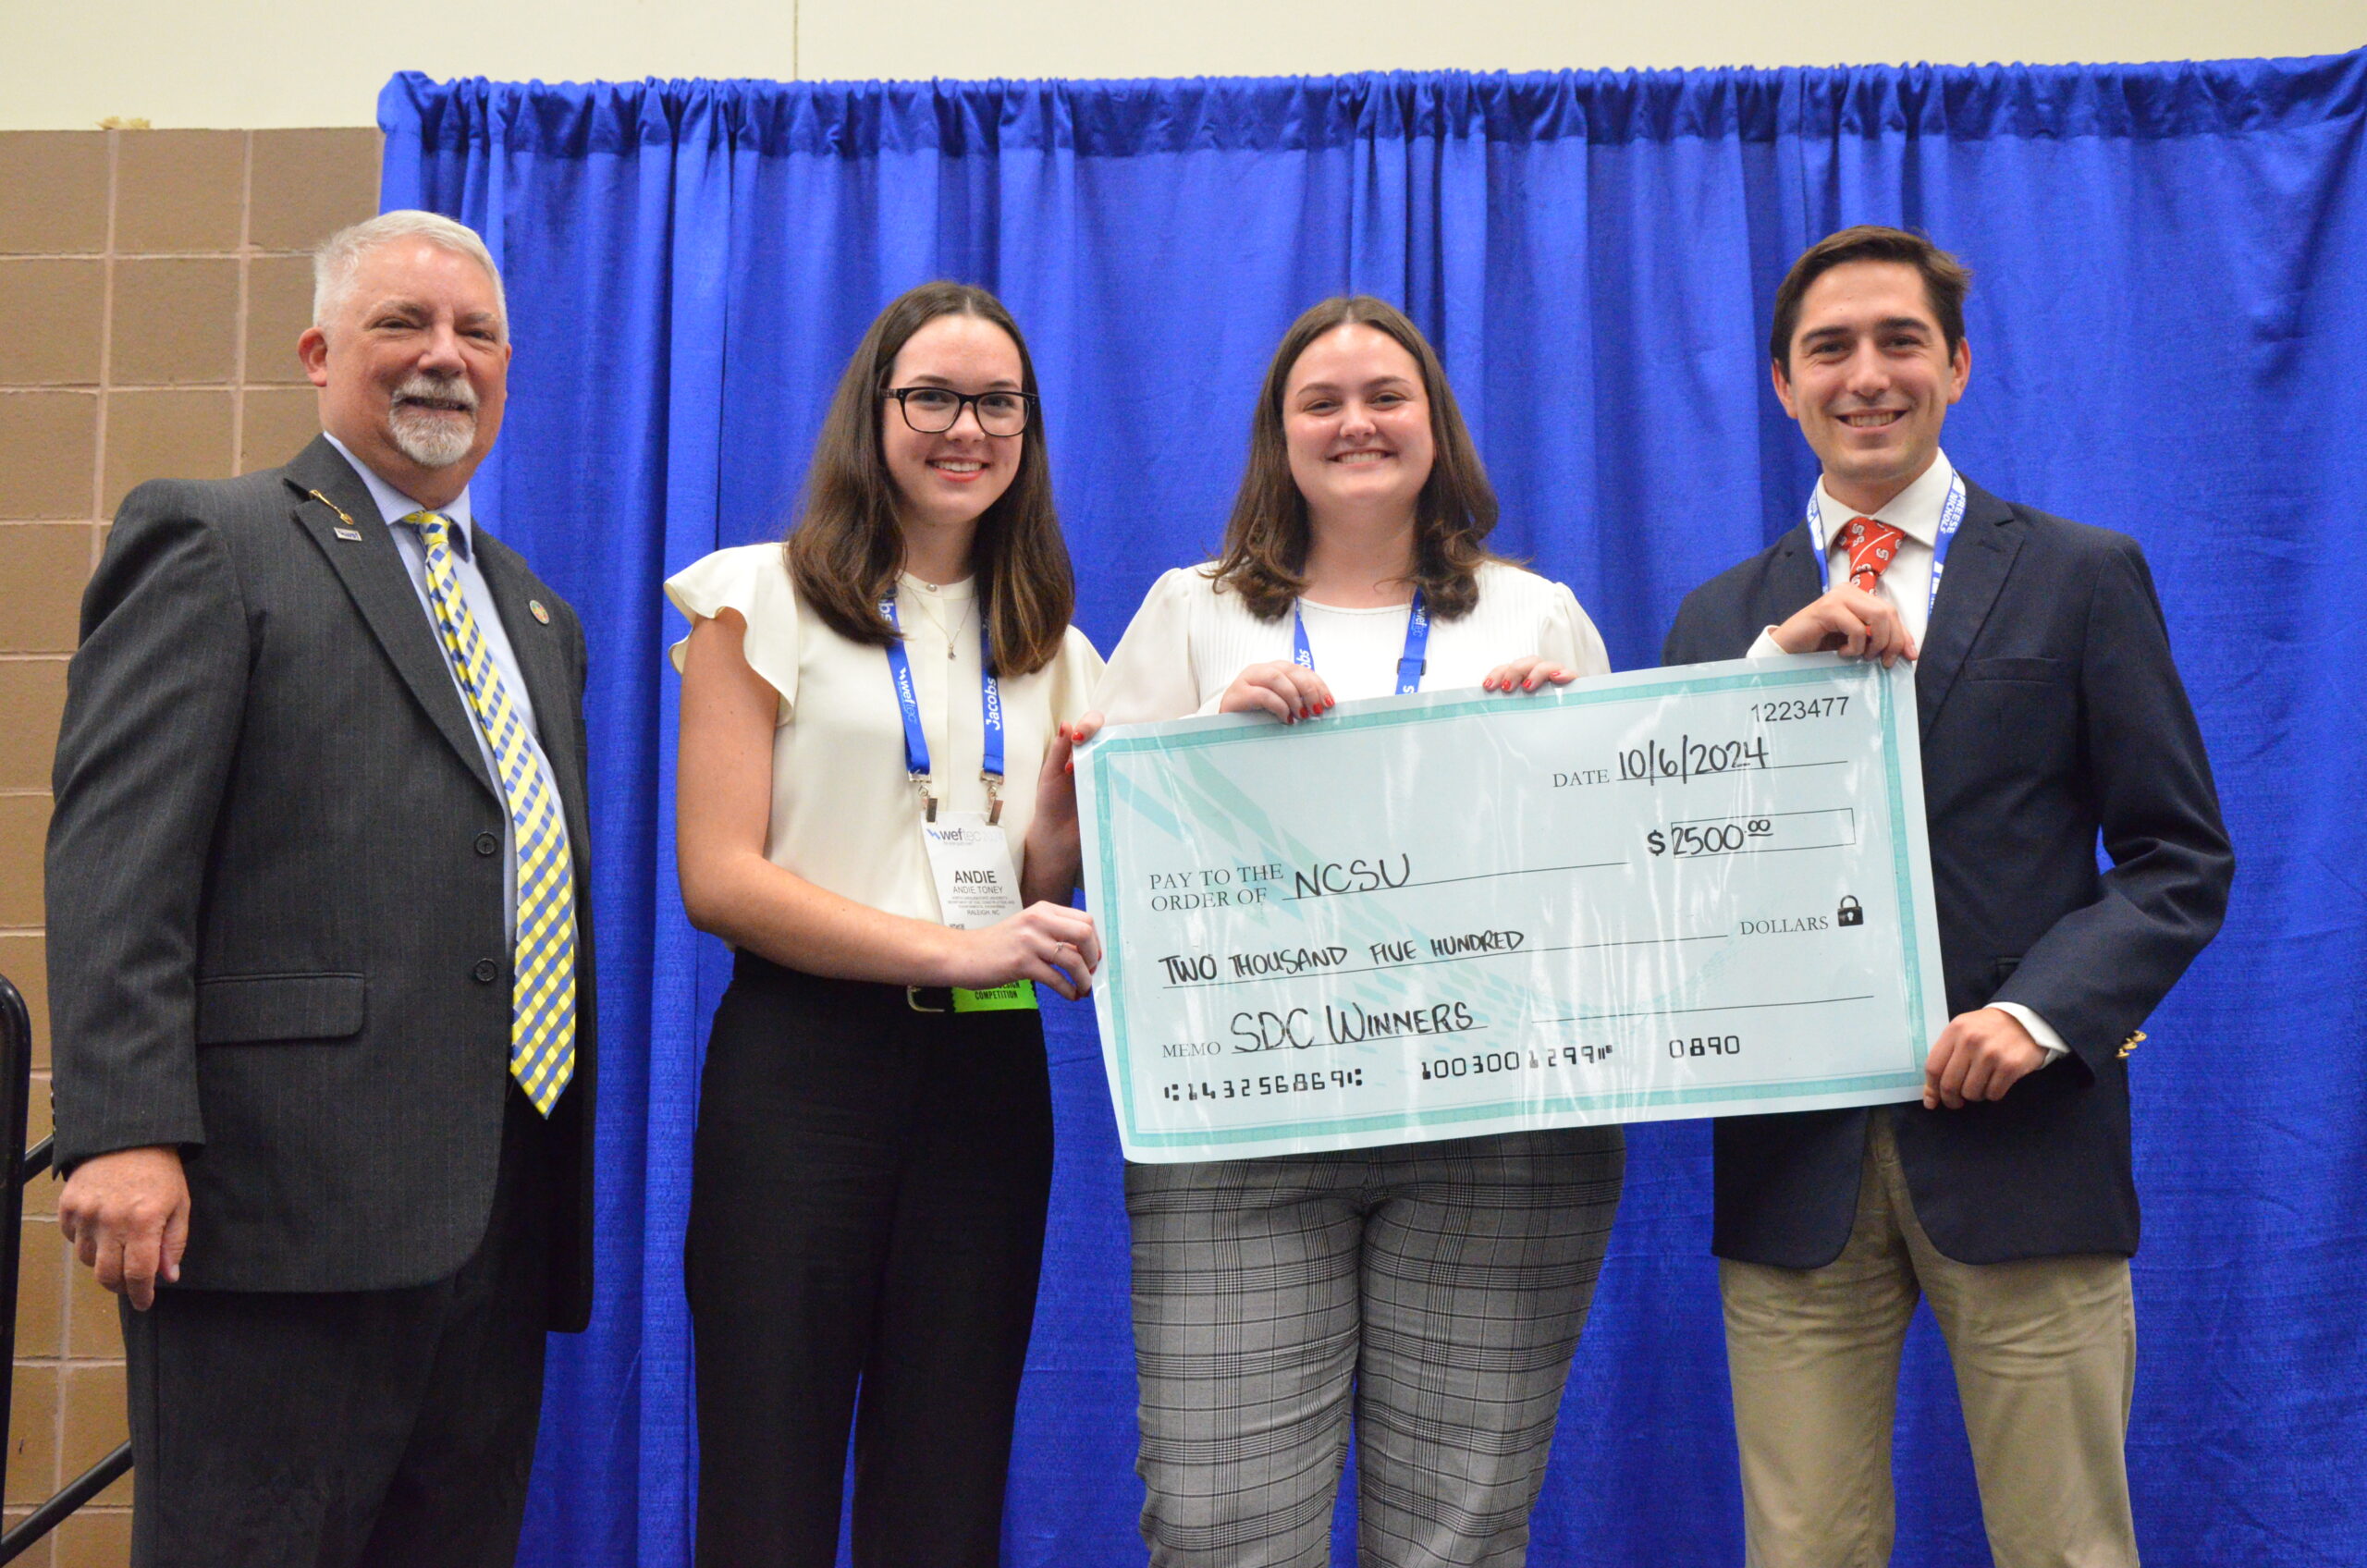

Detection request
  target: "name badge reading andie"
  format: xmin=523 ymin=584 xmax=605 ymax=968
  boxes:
xmin=881 ymin=596 xmax=1041 ymax=1013
xmin=922 ymin=815 xmax=1024 ymax=931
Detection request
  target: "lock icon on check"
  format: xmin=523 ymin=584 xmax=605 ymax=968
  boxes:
xmin=1836 ymin=896 xmax=1864 ymax=927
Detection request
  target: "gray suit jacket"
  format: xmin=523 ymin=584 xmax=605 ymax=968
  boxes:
xmin=45 ymin=436 xmax=597 ymax=1329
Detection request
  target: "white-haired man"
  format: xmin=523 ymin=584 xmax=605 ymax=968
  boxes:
xmin=46 ymin=210 xmax=597 ymax=1567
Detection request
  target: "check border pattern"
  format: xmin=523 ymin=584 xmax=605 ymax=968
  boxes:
xmin=1082 ymin=658 xmax=1939 ymax=1153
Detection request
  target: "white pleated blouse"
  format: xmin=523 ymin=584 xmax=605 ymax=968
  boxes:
xmin=666 ymin=544 xmax=1104 ymax=925
xmin=1092 ymin=559 xmax=1611 ymax=724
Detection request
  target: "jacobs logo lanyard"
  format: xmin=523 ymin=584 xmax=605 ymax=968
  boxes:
xmin=881 ymin=596 xmax=1006 ymax=824
xmin=1291 ymin=589 xmax=1430 ymax=696
xmin=1804 ymin=471 xmax=1968 ymax=617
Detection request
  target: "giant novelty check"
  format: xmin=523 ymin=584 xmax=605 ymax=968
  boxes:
xmin=1076 ymin=655 xmax=1945 ymax=1162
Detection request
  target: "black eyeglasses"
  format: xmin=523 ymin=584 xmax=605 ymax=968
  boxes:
xmin=883 ymin=386 xmax=1036 ymax=436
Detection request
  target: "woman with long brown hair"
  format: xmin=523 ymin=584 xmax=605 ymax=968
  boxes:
xmin=1081 ymin=296 xmax=1625 ymax=1566
xmin=665 ymin=280 xmax=1102 ymax=1566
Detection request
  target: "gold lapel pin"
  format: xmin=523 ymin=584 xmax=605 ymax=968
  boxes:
xmin=2118 ymin=1030 xmax=2146 ymax=1059
xmin=529 ymin=600 xmax=551 ymax=625
xmin=308 ymin=489 xmax=364 ymax=541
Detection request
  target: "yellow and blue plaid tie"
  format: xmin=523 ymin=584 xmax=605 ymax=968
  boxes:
xmin=408 ymin=511 xmax=576 ymax=1115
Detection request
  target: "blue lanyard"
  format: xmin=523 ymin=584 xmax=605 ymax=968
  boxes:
xmin=881 ymin=597 xmax=1005 ymax=822
xmin=1806 ymin=470 xmax=1967 ymax=619
xmin=1291 ymin=588 xmax=1429 ymax=696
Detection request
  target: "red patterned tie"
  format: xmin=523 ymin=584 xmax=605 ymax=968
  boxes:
xmin=1842 ymin=517 xmax=1906 ymax=594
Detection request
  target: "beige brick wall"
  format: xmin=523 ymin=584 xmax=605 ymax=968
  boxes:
xmin=0 ymin=126 xmax=380 ymax=1568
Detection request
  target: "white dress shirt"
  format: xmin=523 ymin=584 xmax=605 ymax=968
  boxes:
xmin=1747 ymin=449 xmax=2067 ymax=1065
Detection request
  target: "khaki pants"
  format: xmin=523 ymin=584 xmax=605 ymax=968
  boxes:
xmin=1720 ymin=1115 xmax=2140 ymax=1568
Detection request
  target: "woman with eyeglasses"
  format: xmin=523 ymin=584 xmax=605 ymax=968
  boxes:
xmin=666 ymin=281 xmax=1102 ymax=1567
xmin=1074 ymin=296 xmax=1623 ymax=1566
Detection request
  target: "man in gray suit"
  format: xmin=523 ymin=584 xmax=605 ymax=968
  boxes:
xmin=45 ymin=210 xmax=595 ymax=1567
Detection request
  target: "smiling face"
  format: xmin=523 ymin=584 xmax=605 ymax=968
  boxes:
xmin=1773 ymin=259 xmax=1970 ymax=515
xmin=1281 ymin=323 xmax=1435 ymax=531
xmin=880 ymin=312 xmax=1026 ymax=547
xmin=298 ymin=237 xmax=509 ymax=509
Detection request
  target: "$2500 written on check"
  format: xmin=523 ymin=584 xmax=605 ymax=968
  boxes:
xmin=1073 ymin=655 xmax=1946 ymax=1164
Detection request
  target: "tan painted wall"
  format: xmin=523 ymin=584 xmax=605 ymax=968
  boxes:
xmin=0 ymin=127 xmax=384 ymax=1567
xmin=3 ymin=0 xmax=2361 ymax=130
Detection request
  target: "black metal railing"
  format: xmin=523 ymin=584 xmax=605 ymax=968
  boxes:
xmin=0 ymin=974 xmax=133 ymax=1563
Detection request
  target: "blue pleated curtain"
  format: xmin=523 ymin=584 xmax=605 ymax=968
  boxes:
xmin=380 ymin=54 xmax=2367 ymax=1567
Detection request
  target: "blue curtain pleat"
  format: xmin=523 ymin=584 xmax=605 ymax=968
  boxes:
xmin=377 ymin=53 xmax=2367 ymax=1567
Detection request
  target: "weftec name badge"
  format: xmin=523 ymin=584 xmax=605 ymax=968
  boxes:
xmin=921 ymin=815 xmax=1024 ymax=932
xmin=879 ymin=594 xmax=1038 ymax=1011
xmin=922 ymin=814 xmax=1037 ymax=1013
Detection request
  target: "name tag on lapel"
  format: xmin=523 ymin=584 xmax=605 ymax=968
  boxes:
xmin=307 ymin=488 xmax=366 ymax=542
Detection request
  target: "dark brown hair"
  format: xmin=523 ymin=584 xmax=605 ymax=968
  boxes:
xmin=1769 ymin=226 xmax=1972 ymax=371
xmin=784 ymin=281 xmax=1074 ymax=676
xmin=1209 ymin=295 xmax=1501 ymax=622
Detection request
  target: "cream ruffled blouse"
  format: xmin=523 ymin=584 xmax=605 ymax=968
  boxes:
xmin=1092 ymin=558 xmax=1609 ymax=724
xmin=667 ymin=544 xmax=1104 ymax=925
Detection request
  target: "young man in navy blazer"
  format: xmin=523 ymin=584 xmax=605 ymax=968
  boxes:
xmin=1662 ymin=226 xmax=2232 ymax=1568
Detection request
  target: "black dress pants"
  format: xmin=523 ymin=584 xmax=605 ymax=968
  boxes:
xmin=121 ymin=1084 xmax=562 ymax=1568
xmin=686 ymin=953 xmax=1055 ymax=1568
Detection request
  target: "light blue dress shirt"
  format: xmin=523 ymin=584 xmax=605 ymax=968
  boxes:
xmin=323 ymin=434 xmax=558 ymax=945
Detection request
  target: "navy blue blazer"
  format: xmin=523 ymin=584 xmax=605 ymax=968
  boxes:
xmin=1662 ymin=478 xmax=2232 ymax=1268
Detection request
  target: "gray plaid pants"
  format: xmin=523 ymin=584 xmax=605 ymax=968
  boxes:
xmin=1126 ymin=1127 xmax=1625 ymax=1568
